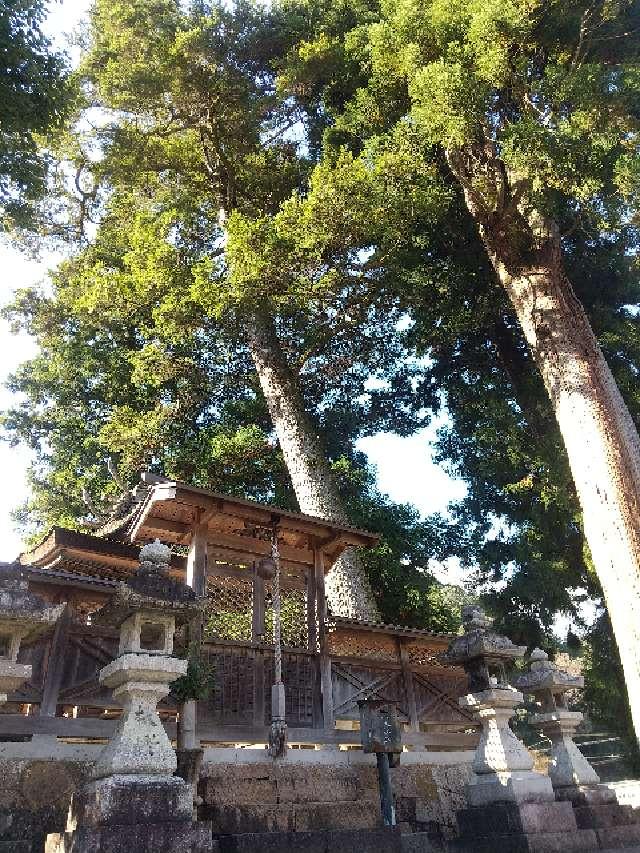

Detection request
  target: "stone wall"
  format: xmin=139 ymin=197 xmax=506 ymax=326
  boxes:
xmin=0 ymin=742 xmax=473 ymax=851
xmin=199 ymin=749 xmax=473 ymax=842
xmin=0 ymin=743 xmax=95 ymax=853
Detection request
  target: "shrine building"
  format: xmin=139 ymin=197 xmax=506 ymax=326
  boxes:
xmin=0 ymin=475 xmax=479 ymax=851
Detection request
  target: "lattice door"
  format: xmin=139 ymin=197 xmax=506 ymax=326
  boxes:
xmin=203 ymin=644 xmax=256 ymax=725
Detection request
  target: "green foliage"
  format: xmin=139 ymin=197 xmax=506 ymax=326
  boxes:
xmin=171 ymin=649 xmax=214 ymax=702
xmin=0 ymin=0 xmax=68 ymax=227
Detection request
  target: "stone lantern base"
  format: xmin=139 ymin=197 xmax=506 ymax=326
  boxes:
xmin=548 ymin=779 xmax=640 ymax=849
xmin=452 ymin=688 xmax=605 ymax=852
xmin=45 ymin=632 xmax=215 ymax=851
xmin=44 ymin=660 xmax=216 ymax=853
xmin=45 ymin=775 xmax=215 ymax=853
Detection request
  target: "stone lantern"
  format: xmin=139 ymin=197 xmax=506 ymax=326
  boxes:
xmin=445 ymin=605 xmax=553 ymax=806
xmin=512 ymin=649 xmax=640 ymax=848
xmin=0 ymin=563 xmax=63 ymax=704
xmin=46 ymin=540 xmax=214 ymax=853
xmin=514 ymin=649 xmax=602 ymax=798
xmin=88 ymin=539 xmax=201 ymax=780
xmin=444 ymin=608 xmax=603 ymax=852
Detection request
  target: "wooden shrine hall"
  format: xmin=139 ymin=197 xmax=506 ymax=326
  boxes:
xmin=1 ymin=478 xmax=476 ymax=749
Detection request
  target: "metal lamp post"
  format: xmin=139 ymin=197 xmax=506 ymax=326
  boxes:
xmin=358 ymin=698 xmax=402 ymax=826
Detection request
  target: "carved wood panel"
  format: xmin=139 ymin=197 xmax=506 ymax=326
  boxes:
xmin=199 ymin=644 xmax=321 ymax=728
xmin=413 ymin=671 xmax=475 ymax=726
xmin=12 ymin=635 xmax=50 ymax=702
xmin=331 ymin=662 xmax=410 ymax=722
xmin=202 ymin=644 xmax=256 ymax=725
xmin=57 ymin=631 xmax=120 ymax=707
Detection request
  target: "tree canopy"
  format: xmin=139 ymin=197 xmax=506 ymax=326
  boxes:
xmin=4 ymin=0 xmax=640 ymax=721
xmin=0 ymin=0 xmax=68 ymax=227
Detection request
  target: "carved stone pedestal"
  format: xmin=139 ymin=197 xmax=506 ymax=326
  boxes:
xmin=460 ymin=687 xmax=554 ymax=807
xmin=445 ymin=610 xmax=603 ymax=853
xmin=91 ymin=653 xmax=186 ymax=779
xmin=451 ymin=799 xmax=599 ymax=853
xmin=46 ymin=775 xmax=215 ymax=853
xmin=451 ymin=688 xmax=600 ymax=851
xmin=529 ymin=710 xmax=599 ymax=798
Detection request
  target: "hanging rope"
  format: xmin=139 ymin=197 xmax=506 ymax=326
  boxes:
xmin=268 ymin=519 xmax=287 ymax=758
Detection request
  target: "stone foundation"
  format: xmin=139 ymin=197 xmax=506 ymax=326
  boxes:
xmin=0 ymin=745 xmax=474 ymax=851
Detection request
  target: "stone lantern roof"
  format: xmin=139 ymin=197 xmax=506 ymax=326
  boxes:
xmin=514 ymin=648 xmax=584 ymax=697
xmin=91 ymin=540 xmax=202 ymax=631
xmin=0 ymin=562 xmax=64 ymax=640
xmin=445 ymin=605 xmax=527 ymax=668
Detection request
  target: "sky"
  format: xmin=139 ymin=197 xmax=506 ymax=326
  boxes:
xmin=0 ymin=0 xmax=469 ymax=568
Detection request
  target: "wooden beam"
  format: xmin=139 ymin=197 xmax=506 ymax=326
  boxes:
xmin=206 ymin=531 xmax=314 ymax=566
xmin=306 ymin=567 xmax=317 ymax=652
xmin=207 ymin=559 xmax=305 ymax=590
xmin=142 ymin=517 xmax=188 ymax=538
xmin=252 ymin=570 xmax=266 ymax=643
xmin=0 ymin=715 xmax=478 ymax=750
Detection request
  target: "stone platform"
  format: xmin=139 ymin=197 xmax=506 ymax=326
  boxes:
xmin=46 ymin=821 xmax=216 ymax=853
xmin=199 ymin=751 xmax=471 ymax=841
xmin=451 ymin=800 xmax=599 ymax=853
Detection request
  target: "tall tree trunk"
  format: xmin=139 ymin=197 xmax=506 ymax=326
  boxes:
xmin=449 ymin=148 xmax=640 ymax=742
xmin=244 ymin=307 xmax=381 ymax=622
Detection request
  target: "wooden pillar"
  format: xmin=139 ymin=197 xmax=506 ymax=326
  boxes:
xmin=399 ymin=638 xmax=420 ymax=733
xmin=184 ymin=519 xmax=208 ymax=749
xmin=252 ymin=569 xmax=266 ymax=643
xmin=39 ymin=603 xmax=72 ymax=717
xmin=315 ymin=546 xmax=334 ymax=731
xmin=306 ymin=564 xmax=317 ymax=652
xmin=186 ymin=518 xmax=208 ymax=598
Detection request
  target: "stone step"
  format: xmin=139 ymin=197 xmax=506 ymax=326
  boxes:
xmin=216 ymin=827 xmax=402 ymax=853
xmin=600 ymin=848 xmax=640 ymax=852
xmin=206 ymin=801 xmax=381 ymax=835
xmin=457 ymin=800 xmax=578 ymax=836
xmin=574 ymin=803 xmax=638 ymax=829
xmin=400 ymin=833 xmax=443 ymax=852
